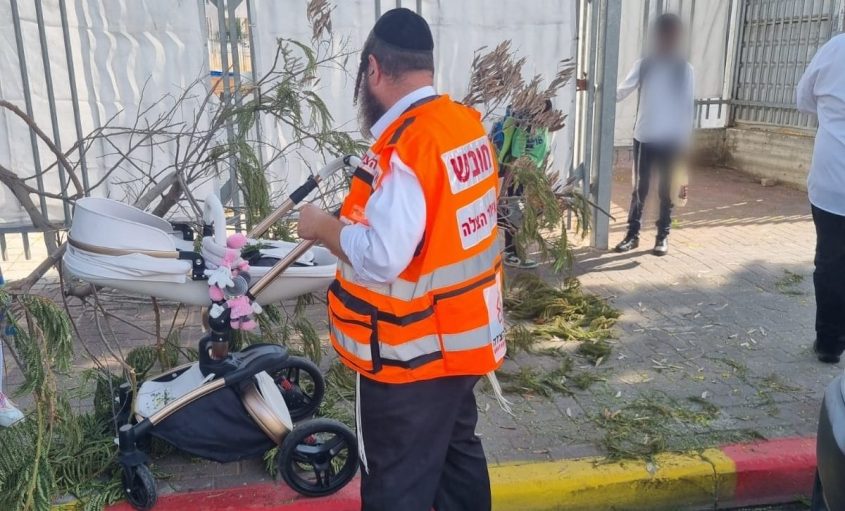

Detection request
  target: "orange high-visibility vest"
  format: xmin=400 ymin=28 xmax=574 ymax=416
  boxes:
xmin=328 ymin=95 xmax=506 ymax=384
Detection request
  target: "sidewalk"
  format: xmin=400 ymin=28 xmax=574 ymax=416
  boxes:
xmin=4 ymin=164 xmax=838 ymax=508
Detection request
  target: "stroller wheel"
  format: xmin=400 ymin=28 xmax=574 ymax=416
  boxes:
xmin=271 ymin=356 xmax=325 ymax=422
xmin=278 ymin=418 xmax=358 ymax=497
xmin=122 ymin=464 xmax=157 ymax=510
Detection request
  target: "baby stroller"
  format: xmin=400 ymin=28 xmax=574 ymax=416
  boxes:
xmin=64 ymin=157 xmax=361 ymax=510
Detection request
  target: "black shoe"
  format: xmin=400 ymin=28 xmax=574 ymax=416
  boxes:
xmin=814 ymin=339 xmax=841 ymax=364
xmin=653 ymin=236 xmax=669 ymax=256
xmin=614 ymin=235 xmax=639 ymax=253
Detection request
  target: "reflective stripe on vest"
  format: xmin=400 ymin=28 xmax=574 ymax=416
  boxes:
xmin=339 ymin=239 xmax=502 ymax=302
xmin=331 ymin=322 xmax=493 ymax=364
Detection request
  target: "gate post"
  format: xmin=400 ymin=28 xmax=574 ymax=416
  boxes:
xmin=590 ymin=0 xmax=622 ymax=249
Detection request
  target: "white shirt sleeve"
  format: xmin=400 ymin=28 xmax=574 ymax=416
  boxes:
xmin=617 ymin=59 xmax=642 ymax=102
xmin=797 ymin=48 xmax=824 ymax=115
xmin=339 ymin=153 xmax=426 ymax=284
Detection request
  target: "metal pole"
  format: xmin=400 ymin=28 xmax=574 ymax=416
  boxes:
xmin=227 ymin=0 xmax=244 ymax=110
xmin=798 ymin=0 xmax=824 ymax=127
xmin=792 ymin=0 xmax=812 ymax=126
xmin=727 ymin=0 xmax=749 ymax=126
xmin=745 ymin=0 xmax=762 ymax=122
xmin=34 ymin=0 xmax=71 ymax=224
xmin=760 ymin=0 xmax=782 ymax=124
xmin=416 ymin=0 xmax=422 ymax=15
xmin=216 ymin=0 xmax=241 ymax=229
xmin=59 ymin=0 xmax=91 ymax=194
xmin=226 ymin=0 xmax=244 ymax=231
xmin=10 ymin=0 xmax=49 ymax=220
xmin=591 ymin=0 xmax=622 ymax=249
xmin=375 ymin=0 xmax=381 ymax=20
xmin=776 ymin=0 xmax=802 ymax=125
xmin=583 ymin=0 xmax=600 ymax=202
xmin=245 ymin=0 xmax=264 ymax=172
xmin=751 ymin=0 xmax=773 ymax=122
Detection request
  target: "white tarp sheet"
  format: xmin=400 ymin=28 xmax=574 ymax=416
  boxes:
xmin=0 ymin=0 xmax=732 ymax=226
xmin=0 ymin=0 xmax=208 ymax=225
xmin=248 ymin=0 xmax=578 ymax=195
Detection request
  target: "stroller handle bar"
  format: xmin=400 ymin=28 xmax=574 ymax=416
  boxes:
xmin=247 ymin=155 xmax=362 ymax=240
xmin=245 ymin=155 xmax=361 ymax=300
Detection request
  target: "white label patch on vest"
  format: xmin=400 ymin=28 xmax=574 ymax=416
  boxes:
xmin=483 ymin=275 xmax=506 ymax=362
xmin=442 ymin=136 xmax=495 ymax=194
xmin=456 ymin=187 xmax=497 ymax=250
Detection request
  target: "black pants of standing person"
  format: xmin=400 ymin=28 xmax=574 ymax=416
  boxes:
xmin=358 ymin=374 xmax=491 ymax=511
xmin=503 ymin=183 xmax=524 ymax=254
xmin=626 ymin=139 xmax=680 ymax=239
xmin=812 ymin=205 xmax=845 ymax=356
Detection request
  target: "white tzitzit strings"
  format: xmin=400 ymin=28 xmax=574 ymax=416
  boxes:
xmin=355 ymin=373 xmax=370 ymax=474
xmin=486 ymin=371 xmax=514 ymax=416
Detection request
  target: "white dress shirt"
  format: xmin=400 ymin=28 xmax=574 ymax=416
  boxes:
xmin=617 ymin=56 xmax=695 ymax=146
xmin=797 ymin=34 xmax=845 ymax=217
xmin=338 ymin=86 xmax=435 ymax=284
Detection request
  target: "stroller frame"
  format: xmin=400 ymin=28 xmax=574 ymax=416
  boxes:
xmin=109 ymin=156 xmax=363 ymax=510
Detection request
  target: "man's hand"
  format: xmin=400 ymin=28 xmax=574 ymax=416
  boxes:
xmin=297 ymin=203 xmax=332 ymax=241
xmin=296 ymin=203 xmax=350 ymax=265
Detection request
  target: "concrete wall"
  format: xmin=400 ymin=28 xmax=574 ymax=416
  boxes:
xmin=722 ymin=125 xmax=815 ymax=190
xmin=614 ymin=126 xmax=816 ymax=191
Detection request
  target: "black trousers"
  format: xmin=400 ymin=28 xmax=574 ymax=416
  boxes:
xmin=502 ymin=183 xmax=523 ymax=254
xmin=812 ymin=205 xmax=845 ymax=355
xmin=626 ymin=139 xmax=679 ymax=238
xmin=358 ymin=375 xmax=491 ymax=511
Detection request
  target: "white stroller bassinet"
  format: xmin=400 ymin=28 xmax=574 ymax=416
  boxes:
xmin=64 ymin=196 xmax=337 ymax=306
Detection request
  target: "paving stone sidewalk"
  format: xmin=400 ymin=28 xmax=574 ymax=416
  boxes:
xmin=0 ymin=164 xmax=839 ymax=493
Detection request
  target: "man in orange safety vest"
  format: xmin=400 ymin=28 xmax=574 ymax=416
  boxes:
xmin=297 ymin=8 xmax=504 ymax=511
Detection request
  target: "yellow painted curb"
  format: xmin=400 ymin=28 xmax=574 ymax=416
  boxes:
xmin=490 ymin=449 xmax=737 ymax=511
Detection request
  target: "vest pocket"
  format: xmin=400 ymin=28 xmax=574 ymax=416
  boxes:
xmin=431 ymin=272 xmax=503 ymax=373
xmin=328 ymin=281 xmax=441 ymax=373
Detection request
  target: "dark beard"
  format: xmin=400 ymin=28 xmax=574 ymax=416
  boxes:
xmin=357 ymin=80 xmax=386 ymax=140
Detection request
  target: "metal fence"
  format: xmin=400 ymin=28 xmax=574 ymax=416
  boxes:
xmin=1 ymin=0 xmax=94 ymax=260
xmin=732 ymin=0 xmax=844 ymax=129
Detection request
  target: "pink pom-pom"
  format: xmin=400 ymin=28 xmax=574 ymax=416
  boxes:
xmin=227 ymin=233 xmax=248 ymax=249
xmin=221 ymin=248 xmax=239 ymax=267
xmin=209 ymin=286 xmax=224 ymax=301
xmin=240 ymin=319 xmax=257 ymax=331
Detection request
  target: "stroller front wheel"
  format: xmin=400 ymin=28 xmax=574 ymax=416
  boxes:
xmin=278 ymin=418 xmax=358 ymax=497
xmin=122 ymin=464 xmax=157 ymax=510
xmin=271 ymin=356 xmax=325 ymax=422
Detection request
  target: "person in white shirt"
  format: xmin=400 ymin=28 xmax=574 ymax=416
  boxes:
xmin=615 ymin=13 xmax=695 ymax=256
xmin=797 ymin=33 xmax=845 ymax=364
